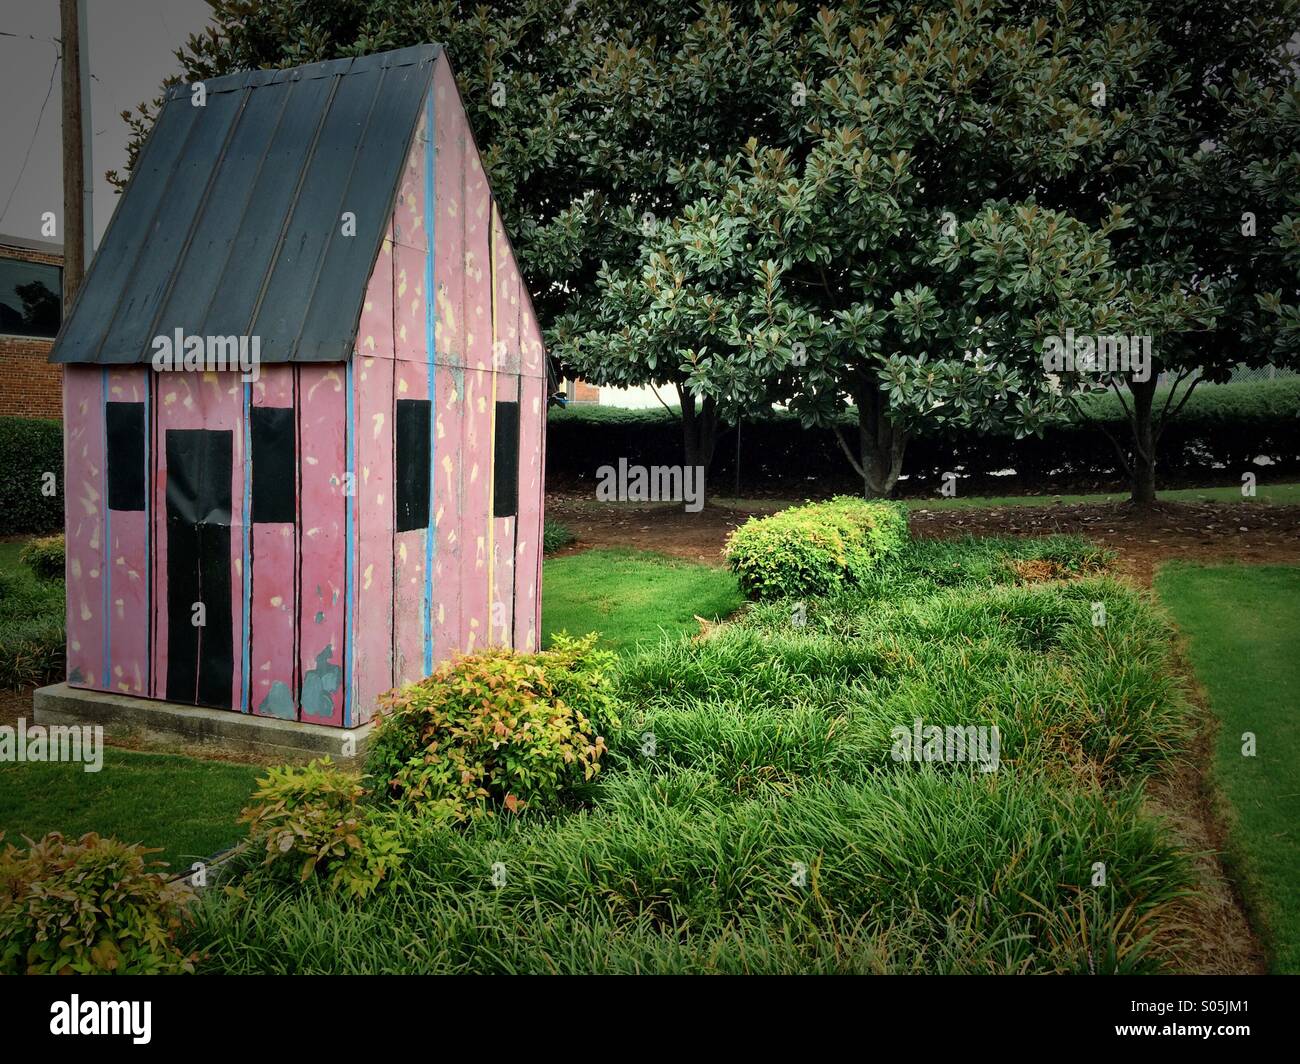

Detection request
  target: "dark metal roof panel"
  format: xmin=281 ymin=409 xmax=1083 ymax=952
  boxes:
xmin=249 ymin=62 xmax=385 ymax=361
xmin=51 ymin=99 xmax=200 ymax=362
xmin=295 ymin=59 xmax=432 ymax=361
xmin=198 ymin=73 xmax=338 ymax=342
xmin=51 ymin=43 xmax=440 ymax=365
xmin=97 ymin=89 xmax=246 ymax=364
xmin=154 ymin=78 xmax=294 ymax=348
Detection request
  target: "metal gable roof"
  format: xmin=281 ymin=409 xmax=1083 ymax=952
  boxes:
xmin=51 ymin=43 xmax=441 ymax=365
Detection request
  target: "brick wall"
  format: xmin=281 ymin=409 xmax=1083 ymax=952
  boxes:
xmin=0 ymin=240 xmax=63 ymax=419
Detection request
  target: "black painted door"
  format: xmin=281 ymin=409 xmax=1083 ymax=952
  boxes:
xmin=165 ymin=429 xmax=234 ymax=708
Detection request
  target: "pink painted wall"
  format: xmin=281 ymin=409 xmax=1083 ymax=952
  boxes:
xmin=63 ymin=367 xmax=107 ymax=692
xmin=348 ymin=207 xmax=396 ymax=725
xmin=451 ymin=57 xmax=495 ymax=657
xmin=248 ymin=365 xmax=295 ymax=718
xmin=104 ymin=370 xmax=149 ymax=695
xmin=431 ymin=55 xmax=466 ymax=666
xmin=62 ymin=51 xmax=546 ymax=728
xmin=297 ymin=365 xmax=348 ymax=725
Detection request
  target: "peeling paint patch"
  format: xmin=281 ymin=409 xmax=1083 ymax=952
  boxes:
xmin=300 ymin=645 xmax=342 ymax=718
xmin=259 ymin=680 xmax=296 ymax=720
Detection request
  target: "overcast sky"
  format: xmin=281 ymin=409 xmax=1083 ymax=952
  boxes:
xmin=0 ymin=0 xmax=213 ymax=247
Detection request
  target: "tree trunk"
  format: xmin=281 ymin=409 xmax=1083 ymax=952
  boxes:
xmin=856 ymin=387 xmax=907 ymax=498
xmin=1128 ymin=376 xmax=1158 ymax=507
xmin=678 ymin=387 xmax=719 ymax=473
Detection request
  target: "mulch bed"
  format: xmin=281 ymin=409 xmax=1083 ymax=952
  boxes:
xmin=547 ymin=493 xmax=1300 ymax=585
xmin=909 ymin=500 xmax=1300 ymax=584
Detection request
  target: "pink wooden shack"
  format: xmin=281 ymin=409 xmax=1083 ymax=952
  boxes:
xmin=49 ymin=45 xmax=546 ymax=728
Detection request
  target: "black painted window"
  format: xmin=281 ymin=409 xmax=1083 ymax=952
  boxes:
xmin=250 ymin=406 xmax=295 ymax=523
xmin=395 ymin=398 xmax=431 ymax=532
xmin=105 ymin=402 xmax=145 ymax=511
xmin=493 ymin=400 xmax=519 ymax=518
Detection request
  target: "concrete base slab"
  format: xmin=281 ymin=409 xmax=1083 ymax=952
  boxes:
xmin=33 ymin=683 xmax=371 ymax=764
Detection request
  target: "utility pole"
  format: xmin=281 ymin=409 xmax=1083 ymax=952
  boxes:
xmin=59 ymin=0 xmax=92 ymax=306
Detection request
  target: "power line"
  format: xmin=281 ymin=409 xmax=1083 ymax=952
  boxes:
xmin=0 ymin=48 xmax=61 ymax=228
xmin=0 ymin=30 xmax=63 ymax=46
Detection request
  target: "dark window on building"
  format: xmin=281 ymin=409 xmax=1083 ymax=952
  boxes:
xmin=250 ymin=406 xmax=296 ymax=523
xmin=0 ymin=255 xmax=62 ymax=338
xmin=106 ymin=402 xmax=145 ymax=511
xmin=395 ymin=398 xmax=431 ymax=532
xmin=493 ymin=400 xmax=519 ymax=518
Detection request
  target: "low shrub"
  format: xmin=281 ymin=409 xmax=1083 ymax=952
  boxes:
xmin=0 ymin=418 xmax=62 ymax=535
xmin=724 ymin=496 xmax=909 ymax=600
xmin=238 ymin=758 xmax=406 ymax=900
xmin=0 ymin=832 xmax=196 ymax=974
xmin=368 ymin=633 xmax=621 ymax=821
xmin=0 ymin=549 xmax=65 ymax=690
xmin=0 ymin=618 xmax=65 ymax=691
xmin=19 ymin=535 xmax=65 ymax=581
xmin=542 ymin=518 xmax=576 ymax=554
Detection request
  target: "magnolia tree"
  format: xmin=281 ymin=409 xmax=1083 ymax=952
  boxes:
xmin=559 ymin=3 xmax=1218 ymax=495
xmin=129 ymin=0 xmax=1298 ymax=501
xmin=119 ymin=0 xmax=822 ymax=342
xmin=1036 ymin=0 xmax=1300 ymax=504
xmin=121 ymin=0 xmax=824 ymax=469
xmin=1248 ymin=79 xmax=1300 ymax=356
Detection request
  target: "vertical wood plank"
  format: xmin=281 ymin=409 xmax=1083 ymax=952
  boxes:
xmin=63 ymin=367 xmax=106 ymax=691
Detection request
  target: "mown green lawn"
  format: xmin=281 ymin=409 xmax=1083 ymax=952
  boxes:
xmin=901 ymin=482 xmax=1300 ymax=509
xmin=0 ymin=543 xmax=263 ymax=871
xmin=0 ymin=547 xmax=743 ymax=870
xmin=1155 ymin=563 xmax=1300 ymax=974
xmin=712 ymin=481 xmax=1300 ymax=512
xmin=542 ymin=548 xmax=744 ymax=654
xmin=0 ymin=748 xmax=260 ymax=870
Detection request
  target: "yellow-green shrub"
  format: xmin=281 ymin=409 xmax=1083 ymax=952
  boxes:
xmin=19 ymin=534 xmax=65 ymax=581
xmin=724 ymin=497 xmax=909 ymax=600
xmin=239 ymin=758 xmax=406 ymax=899
xmin=0 ymin=832 xmax=196 ymax=974
xmin=368 ymin=633 xmax=621 ymax=821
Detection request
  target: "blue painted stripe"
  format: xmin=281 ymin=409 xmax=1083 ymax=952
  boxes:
xmin=101 ymin=368 xmax=111 ymax=688
xmin=344 ymin=357 xmax=355 ymax=726
xmin=143 ymin=372 xmax=151 ymax=693
xmin=423 ymin=87 xmax=436 ymax=676
xmin=240 ymin=381 xmax=252 ymax=712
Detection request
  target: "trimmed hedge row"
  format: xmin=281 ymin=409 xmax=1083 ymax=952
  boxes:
xmin=0 ymin=419 xmax=62 ymax=535
xmin=548 ymin=379 xmax=1300 ymax=492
